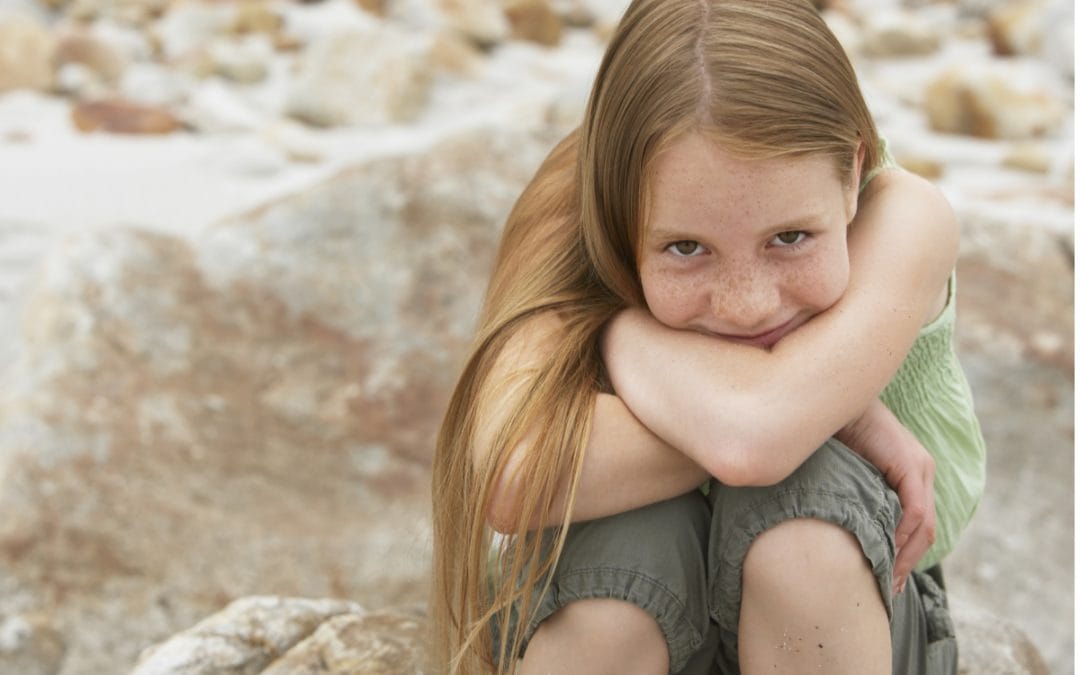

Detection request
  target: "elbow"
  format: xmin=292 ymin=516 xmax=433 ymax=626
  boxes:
xmin=699 ymin=437 xmax=807 ymax=488
xmin=485 ymin=477 xmax=524 ymax=535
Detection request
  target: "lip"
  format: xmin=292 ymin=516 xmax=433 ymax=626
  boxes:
xmin=716 ymin=319 xmax=798 ymax=349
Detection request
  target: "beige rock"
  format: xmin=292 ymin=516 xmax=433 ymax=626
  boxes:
xmin=354 ymin=0 xmax=389 ymax=16
xmin=504 ymin=0 xmax=563 ymax=47
xmin=986 ymin=0 xmax=1073 ymax=77
xmin=924 ymin=63 xmax=1067 ymax=139
xmin=548 ymin=0 xmax=593 ymax=27
xmin=132 ymin=597 xmax=365 ymax=674
xmin=152 ymin=0 xmax=238 ymax=60
xmin=0 ymin=126 xmax=553 ymax=675
xmin=0 ymin=614 xmax=67 ymax=675
xmin=955 ymin=601 xmax=1050 ymax=674
xmin=1002 ymin=142 xmax=1053 ymax=173
xmin=862 ymin=10 xmax=942 ymax=57
xmin=0 ymin=15 xmax=56 ymax=93
xmin=263 ymin=605 xmax=430 ymax=674
xmin=55 ymin=30 xmax=129 ymax=85
xmin=232 ymin=0 xmax=282 ymax=35
xmin=430 ymin=29 xmax=486 ymax=76
xmin=137 ymin=594 xmax=1050 ymax=675
xmin=987 ymin=0 xmax=1051 ymax=56
xmin=895 ymin=153 xmax=945 ymax=181
xmin=285 ymin=28 xmax=432 ymax=126
xmin=438 ymin=0 xmax=510 ymax=47
xmin=71 ymin=99 xmax=184 ymax=134
xmin=207 ymin=36 xmax=273 ymax=84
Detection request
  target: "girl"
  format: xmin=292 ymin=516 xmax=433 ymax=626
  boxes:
xmin=432 ymin=1 xmax=983 ymax=672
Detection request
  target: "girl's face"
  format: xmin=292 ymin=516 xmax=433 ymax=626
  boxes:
xmin=639 ymin=133 xmax=861 ymax=349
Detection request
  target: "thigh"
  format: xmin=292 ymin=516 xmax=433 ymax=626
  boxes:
xmin=519 ymin=489 xmax=718 ymax=673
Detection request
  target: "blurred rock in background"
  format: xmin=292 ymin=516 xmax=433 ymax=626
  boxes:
xmin=0 ymin=0 xmax=1072 ymax=673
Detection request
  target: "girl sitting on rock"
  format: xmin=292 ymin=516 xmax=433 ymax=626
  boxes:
xmin=432 ymin=1 xmax=985 ymax=673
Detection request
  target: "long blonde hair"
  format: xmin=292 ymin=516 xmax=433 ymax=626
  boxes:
xmin=431 ymin=1 xmax=881 ymax=671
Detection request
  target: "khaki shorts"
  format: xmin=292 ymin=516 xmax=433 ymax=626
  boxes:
xmin=517 ymin=439 xmax=957 ymax=674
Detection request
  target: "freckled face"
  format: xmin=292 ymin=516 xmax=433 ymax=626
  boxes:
xmin=639 ymin=133 xmax=861 ymax=349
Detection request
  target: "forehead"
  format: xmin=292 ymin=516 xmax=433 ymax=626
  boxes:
xmin=646 ymin=134 xmax=843 ymax=234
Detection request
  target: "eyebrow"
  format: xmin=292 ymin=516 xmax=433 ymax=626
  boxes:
xmin=646 ymin=215 xmax=826 ymax=242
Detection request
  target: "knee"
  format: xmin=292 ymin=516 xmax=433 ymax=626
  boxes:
xmin=540 ymin=597 xmax=666 ymax=646
xmin=743 ymin=518 xmax=875 ymax=602
xmin=525 ymin=598 xmax=668 ymax=673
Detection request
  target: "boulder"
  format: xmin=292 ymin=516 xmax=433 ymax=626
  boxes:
xmin=130 ymin=595 xmax=1049 ymax=674
xmin=132 ymin=597 xmax=366 ymax=674
xmin=0 ymin=125 xmax=555 ymax=675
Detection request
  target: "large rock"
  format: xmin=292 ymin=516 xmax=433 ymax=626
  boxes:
xmin=948 ymin=212 xmax=1073 ymax=671
xmin=0 ymin=126 xmax=555 ymax=675
xmin=131 ymin=597 xmax=366 ymax=674
xmin=130 ymin=595 xmax=1047 ymax=674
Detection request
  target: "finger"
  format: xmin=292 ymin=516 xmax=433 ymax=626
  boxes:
xmin=894 ymin=492 xmax=924 ymax=549
xmin=893 ymin=524 xmax=933 ymax=595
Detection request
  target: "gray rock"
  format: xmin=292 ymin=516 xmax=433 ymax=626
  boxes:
xmin=132 ymin=595 xmax=1048 ymax=674
xmin=132 ymin=597 xmax=365 ymax=675
xmin=0 ymin=125 xmax=553 ymax=675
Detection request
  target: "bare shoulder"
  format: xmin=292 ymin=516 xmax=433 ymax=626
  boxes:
xmin=861 ymin=168 xmax=960 ymax=247
xmin=852 ymin=168 xmax=959 ymax=322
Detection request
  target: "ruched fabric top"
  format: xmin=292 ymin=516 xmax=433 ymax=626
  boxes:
xmin=879 ymin=272 xmax=986 ymax=570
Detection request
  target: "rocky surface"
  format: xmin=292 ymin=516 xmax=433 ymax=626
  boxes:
xmin=0 ymin=0 xmax=1072 ymax=673
xmin=127 ymin=595 xmax=1047 ymax=674
xmin=0 ymin=126 xmax=556 ymax=674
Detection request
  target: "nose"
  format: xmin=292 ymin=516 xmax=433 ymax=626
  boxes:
xmin=709 ymin=264 xmax=781 ymax=334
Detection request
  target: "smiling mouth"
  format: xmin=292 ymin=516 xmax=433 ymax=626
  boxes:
xmin=716 ymin=320 xmax=796 ymax=349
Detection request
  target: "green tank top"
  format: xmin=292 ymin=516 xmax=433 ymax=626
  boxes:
xmin=879 ymin=272 xmax=986 ymax=570
xmin=867 ymin=140 xmax=987 ymax=570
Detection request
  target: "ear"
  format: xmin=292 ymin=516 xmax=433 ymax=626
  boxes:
xmin=845 ymin=141 xmax=867 ymax=221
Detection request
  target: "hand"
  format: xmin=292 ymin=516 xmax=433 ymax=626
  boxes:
xmin=836 ymin=401 xmax=937 ymax=595
xmin=881 ymin=439 xmax=936 ymax=595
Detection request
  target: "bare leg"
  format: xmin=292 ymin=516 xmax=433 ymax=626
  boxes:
xmin=738 ymin=518 xmax=891 ymax=675
xmin=519 ymin=598 xmax=669 ymax=675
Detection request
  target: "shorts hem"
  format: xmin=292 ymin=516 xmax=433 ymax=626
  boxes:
xmin=522 ymin=565 xmax=707 ymax=672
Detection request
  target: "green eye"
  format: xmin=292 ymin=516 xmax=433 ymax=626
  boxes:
xmin=773 ymin=231 xmax=806 ymax=246
xmin=670 ymin=241 xmax=702 ymax=256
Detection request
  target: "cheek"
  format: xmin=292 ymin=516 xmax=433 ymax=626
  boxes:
xmin=640 ymin=266 xmax=697 ymax=327
xmin=796 ymin=247 xmax=849 ymax=309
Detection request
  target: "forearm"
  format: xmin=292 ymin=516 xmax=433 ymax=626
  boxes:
xmin=835 ymin=399 xmax=918 ymax=479
xmin=606 ymin=171 xmax=957 ymax=485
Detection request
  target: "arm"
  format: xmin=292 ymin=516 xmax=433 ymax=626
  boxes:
xmin=478 ymin=313 xmax=709 ymax=534
xmin=836 ymin=399 xmax=937 ymax=594
xmin=604 ymin=170 xmax=958 ymax=485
